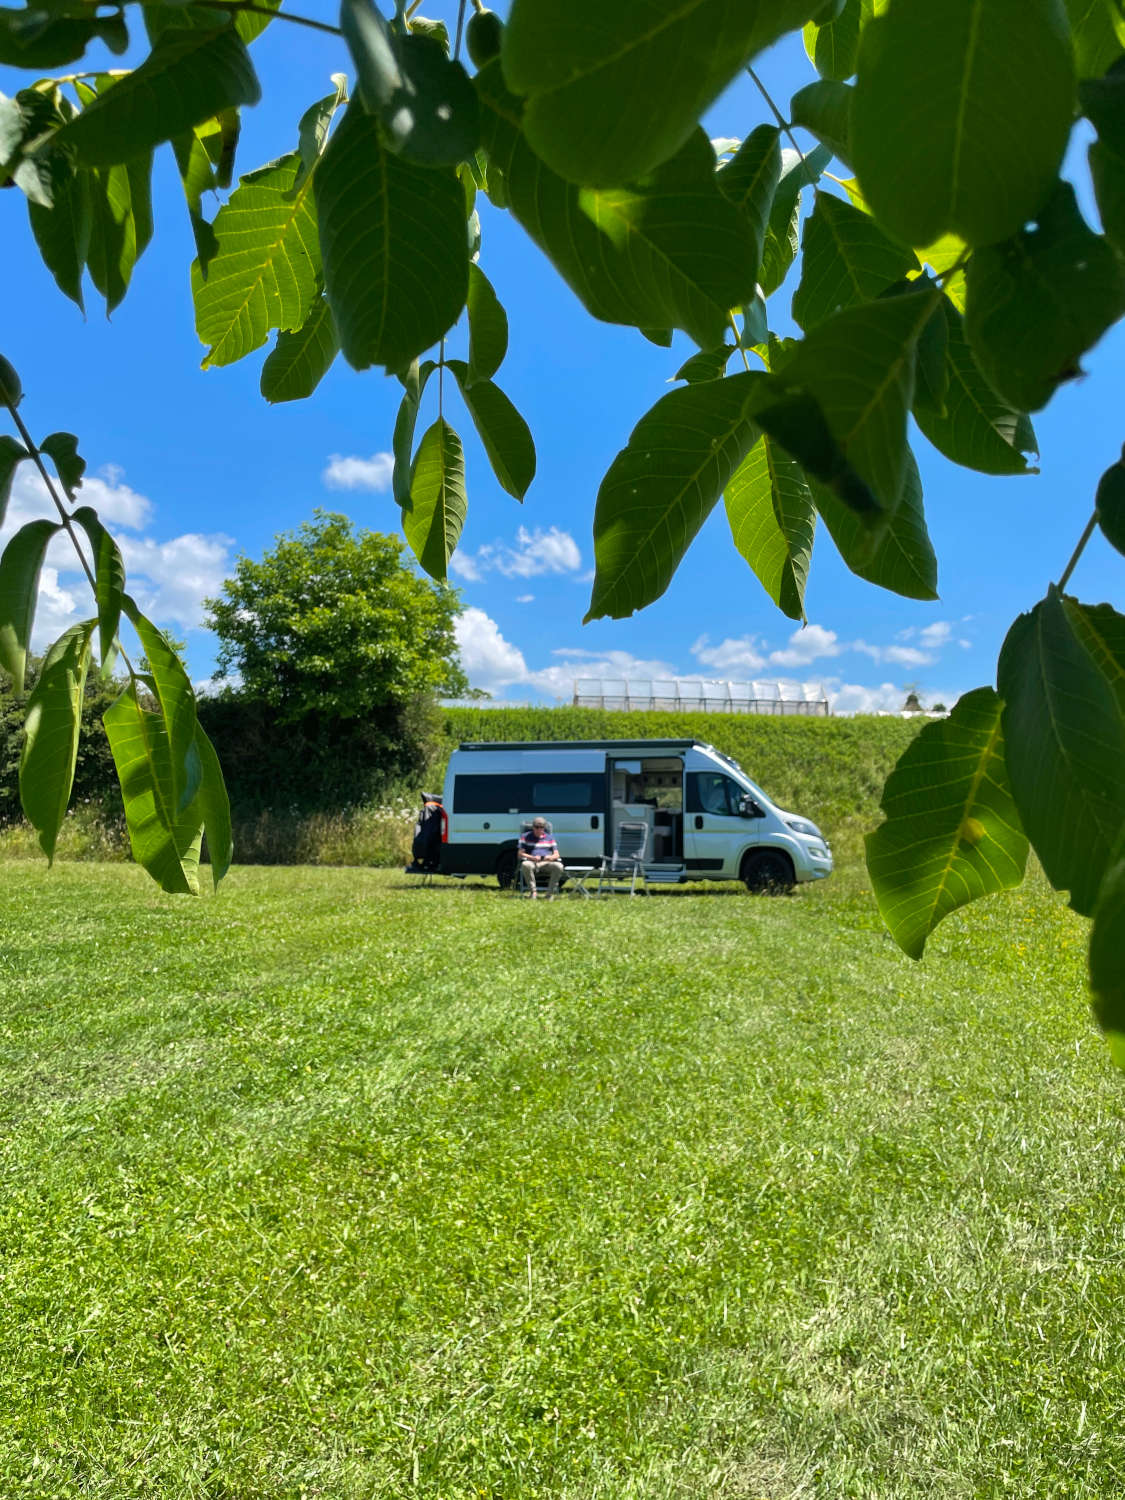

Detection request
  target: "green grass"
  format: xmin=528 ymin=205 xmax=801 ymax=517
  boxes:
xmin=2 ymin=861 xmax=1123 ymax=1497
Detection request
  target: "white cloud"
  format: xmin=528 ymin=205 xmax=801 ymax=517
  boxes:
xmin=322 ymin=451 xmax=394 ymax=491
xmin=454 ymin=526 xmax=582 ymax=581
xmin=691 ymin=633 xmax=766 ymax=672
xmin=825 ymin=680 xmax=906 ymax=715
xmin=454 ymin=607 xmax=528 ymax=691
xmin=515 ymin=593 xmax=534 ymax=604
xmin=1 ymin=463 xmax=233 ymax=652
xmin=918 ymin=620 xmax=953 ymax=649
xmin=854 ymin=641 xmax=934 ymax=667
xmin=117 ymin=531 xmax=234 ymax=631
xmin=769 ymin=624 xmax=842 ymax=667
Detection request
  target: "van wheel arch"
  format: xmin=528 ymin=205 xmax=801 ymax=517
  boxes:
xmin=741 ymin=847 xmax=795 ymax=894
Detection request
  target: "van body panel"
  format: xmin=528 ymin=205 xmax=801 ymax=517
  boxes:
xmin=441 ymin=739 xmax=832 ymax=886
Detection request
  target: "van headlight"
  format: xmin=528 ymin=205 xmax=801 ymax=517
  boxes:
xmin=786 ymin=817 xmax=821 ymax=839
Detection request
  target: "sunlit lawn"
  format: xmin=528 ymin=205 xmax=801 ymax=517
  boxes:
xmin=1 ymin=859 xmax=1123 ymax=1497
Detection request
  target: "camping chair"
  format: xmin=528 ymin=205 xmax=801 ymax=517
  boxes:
xmin=595 ymin=820 xmax=649 ymax=895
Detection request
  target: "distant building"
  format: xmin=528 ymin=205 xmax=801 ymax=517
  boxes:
xmin=571 ymin=678 xmax=830 ymax=716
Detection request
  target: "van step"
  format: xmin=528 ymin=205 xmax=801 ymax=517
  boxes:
xmin=644 ymin=865 xmax=685 ymax=883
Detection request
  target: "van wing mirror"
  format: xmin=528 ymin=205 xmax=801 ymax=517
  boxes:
xmin=741 ymin=796 xmax=765 ymax=819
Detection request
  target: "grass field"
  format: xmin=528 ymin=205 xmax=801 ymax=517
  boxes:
xmin=2 ymin=859 xmax=1124 ymax=1498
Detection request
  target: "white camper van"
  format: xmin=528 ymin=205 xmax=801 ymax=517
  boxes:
xmin=438 ymin=739 xmax=832 ymax=891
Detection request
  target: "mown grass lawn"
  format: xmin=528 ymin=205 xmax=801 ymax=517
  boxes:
xmin=2 ymin=859 xmax=1123 ymax=1498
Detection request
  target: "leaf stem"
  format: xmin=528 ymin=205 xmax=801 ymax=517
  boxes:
xmin=2 ymin=394 xmax=135 ymax=673
xmin=1057 ymin=511 xmax=1098 ymax=592
xmin=729 ymin=311 xmax=752 ymax=373
xmin=453 ymin=0 xmax=468 ymax=60
xmin=439 ymin=337 xmax=445 ymax=417
xmin=746 ymin=66 xmax=806 ymax=167
xmin=193 ymin=1 xmax=343 ymax=37
xmin=3 ymin=397 xmax=97 ymax=596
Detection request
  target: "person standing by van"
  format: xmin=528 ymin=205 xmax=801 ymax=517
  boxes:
xmin=518 ymin=818 xmax=564 ymax=899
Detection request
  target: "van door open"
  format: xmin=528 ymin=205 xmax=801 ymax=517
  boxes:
xmin=607 ymin=755 xmax=684 ymax=864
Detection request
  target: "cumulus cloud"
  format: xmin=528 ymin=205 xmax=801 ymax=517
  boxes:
xmin=918 ymin=620 xmax=953 ymax=649
xmin=769 ymin=624 xmax=843 ymax=667
xmin=691 ymin=633 xmax=766 ymax=672
xmin=1 ymin=463 xmax=234 ymax=652
xmin=322 ymin=452 xmax=394 ymax=491
xmin=453 ymin=526 xmax=582 ymax=581
xmin=454 ymin=607 xmax=528 ymax=692
xmin=854 ymin=641 xmax=934 ymax=667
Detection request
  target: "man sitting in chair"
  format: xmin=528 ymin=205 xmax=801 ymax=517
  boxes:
xmin=518 ymin=818 xmax=565 ymax=900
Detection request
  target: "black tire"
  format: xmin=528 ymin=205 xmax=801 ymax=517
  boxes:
xmin=741 ymin=848 xmax=795 ymax=895
xmin=496 ymin=848 xmax=518 ymax=890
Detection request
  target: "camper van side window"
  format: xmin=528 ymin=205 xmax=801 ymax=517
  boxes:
xmin=454 ymin=774 xmax=529 ymax=812
xmin=686 ymin=772 xmax=741 ymax=816
xmin=529 ymin=775 xmax=604 ymax=812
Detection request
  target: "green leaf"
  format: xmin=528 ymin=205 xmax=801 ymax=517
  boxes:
xmin=260 ymin=293 xmax=338 ymax=403
xmin=803 ymin=0 xmax=868 ymax=80
xmin=103 ymin=681 xmax=203 ymax=896
xmin=1096 ymin=447 xmax=1125 ymax=557
xmin=675 ymin=345 xmax=735 ymax=383
xmin=793 ymin=191 xmax=918 ymax=332
xmin=866 ymin=687 xmax=1029 ymax=959
xmin=1080 ymin=67 xmax=1125 ymax=255
xmin=122 ymin=597 xmax=199 ymax=817
xmin=59 ymin=26 xmax=261 ymax=167
xmin=85 ymin=160 xmax=142 ymax=315
xmin=714 ymin=124 xmax=782 ymax=283
xmin=446 ymin=359 xmax=535 ymax=499
xmin=852 ymin=0 xmax=1075 ymax=247
xmin=292 ymin=74 xmax=348 ymax=194
xmin=341 ymin=0 xmax=479 ymax=166
xmin=1066 ymin=0 xmax=1125 ymax=77
xmin=70 ymin=505 xmax=125 ymax=670
xmin=0 ymin=518 xmax=62 ymax=692
xmin=724 ymin=433 xmax=815 ymax=620
xmin=403 ymin=418 xmax=467 ymax=582
xmin=586 ymin=372 xmax=764 ymax=622
xmin=913 ymin=298 xmax=1039 ymax=476
xmin=1090 ymin=828 xmax=1125 ymax=1036
xmin=316 ymin=100 xmax=468 ymax=373
xmin=466 ymin=264 xmax=508 ymax=384
xmin=28 ymin=166 xmax=92 ymax=311
xmin=172 ymin=122 xmax=220 ymax=272
xmin=0 ymin=434 xmax=28 ymax=528
xmin=191 ymin=150 xmax=321 ymax=368
xmin=789 ymin=79 xmax=854 ymax=166
xmin=19 ymin=618 xmax=94 ymax=862
xmin=1060 ymin=597 xmax=1125 ymax=719
xmin=0 ymin=9 xmax=128 ymax=66
xmin=193 ymin=719 xmax=233 ymax=888
xmin=477 ymin=63 xmax=760 ymax=350
xmin=964 ymin=182 xmax=1125 ymax=412
xmin=39 ymin=431 xmax=85 ymax=494
xmin=0 ymin=85 xmax=68 ymax=208
xmin=760 ymin=287 xmax=934 ymax=515
xmin=997 ymin=588 xmax=1125 ymax=916
xmin=810 ymin=449 xmax=938 ymax=599
xmin=758 ymin=144 xmax=832 ymax=298
xmin=501 ymin=0 xmax=820 ymax=186
xmin=392 ymin=358 xmax=437 ymax=508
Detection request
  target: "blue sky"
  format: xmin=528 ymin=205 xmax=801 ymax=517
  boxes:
xmin=3 ymin=7 xmax=1123 ymax=714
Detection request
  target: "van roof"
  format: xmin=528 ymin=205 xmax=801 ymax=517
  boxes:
xmin=456 ymin=738 xmax=703 ymax=752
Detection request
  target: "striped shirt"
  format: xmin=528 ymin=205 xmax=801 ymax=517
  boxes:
xmin=519 ymin=829 xmax=559 ymax=860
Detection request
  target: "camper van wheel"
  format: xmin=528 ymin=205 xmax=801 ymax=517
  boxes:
xmin=741 ymin=849 xmax=795 ymax=895
xmin=496 ymin=849 xmax=517 ymax=890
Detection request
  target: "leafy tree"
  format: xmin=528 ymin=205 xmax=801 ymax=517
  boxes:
xmin=205 ymin=510 xmax=468 ymax=720
xmin=1 ymin=0 xmax=1124 ymax=1055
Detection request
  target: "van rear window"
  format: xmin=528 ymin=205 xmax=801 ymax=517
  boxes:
xmin=454 ymin=771 xmax=605 ymax=814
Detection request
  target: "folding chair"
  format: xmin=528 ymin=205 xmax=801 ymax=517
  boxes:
xmin=595 ymin=820 xmax=649 ymax=895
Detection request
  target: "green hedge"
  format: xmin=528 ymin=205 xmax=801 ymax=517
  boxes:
xmin=442 ymin=707 xmax=926 ymax=857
